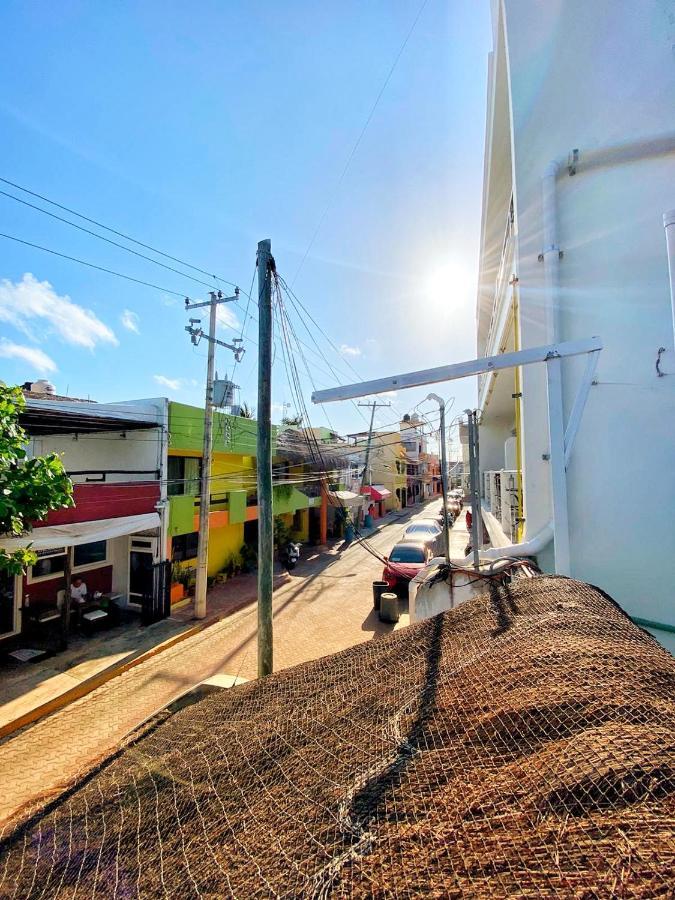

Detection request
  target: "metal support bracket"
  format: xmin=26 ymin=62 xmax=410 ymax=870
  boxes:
xmin=312 ymin=336 xmax=603 ymax=576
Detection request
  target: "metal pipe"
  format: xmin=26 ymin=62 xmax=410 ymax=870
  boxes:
xmin=427 ymin=393 xmax=450 ymax=563
xmin=472 ymin=410 xmax=484 ymax=561
xmin=542 ymin=160 xmax=560 ymax=344
xmin=664 ymin=209 xmax=675 ymax=349
xmin=465 ymin=409 xmax=481 ymax=570
xmin=312 ymin=337 xmax=602 ymax=404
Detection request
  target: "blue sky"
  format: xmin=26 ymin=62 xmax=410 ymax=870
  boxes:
xmin=0 ymin=0 xmax=491 ymax=455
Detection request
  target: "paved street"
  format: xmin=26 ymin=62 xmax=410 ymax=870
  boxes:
xmin=0 ymin=499 xmax=445 ymax=830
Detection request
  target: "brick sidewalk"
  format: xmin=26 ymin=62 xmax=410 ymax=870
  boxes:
xmin=0 ymin=502 xmax=426 ymax=830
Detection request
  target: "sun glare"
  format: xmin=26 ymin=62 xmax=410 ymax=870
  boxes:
xmin=424 ymin=261 xmax=476 ymax=311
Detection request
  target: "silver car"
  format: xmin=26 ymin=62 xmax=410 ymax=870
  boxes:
xmin=401 ymin=521 xmax=443 ymax=555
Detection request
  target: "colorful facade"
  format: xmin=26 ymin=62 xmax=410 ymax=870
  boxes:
xmin=167 ymin=404 xmax=323 ymax=585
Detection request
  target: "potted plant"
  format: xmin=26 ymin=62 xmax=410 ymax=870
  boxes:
xmin=170 ymin=560 xmax=185 ymax=604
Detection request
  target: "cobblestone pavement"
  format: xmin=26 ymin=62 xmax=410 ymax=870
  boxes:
xmin=0 ymin=500 xmax=443 ymax=829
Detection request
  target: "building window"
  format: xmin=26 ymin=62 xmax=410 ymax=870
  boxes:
xmin=29 ymin=548 xmax=67 ymax=581
xmin=73 ymin=540 xmax=107 ymax=568
xmin=168 ymin=456 xmax=202 ymax=496
xmin=172 ymin=532 xmax=199 ymax=561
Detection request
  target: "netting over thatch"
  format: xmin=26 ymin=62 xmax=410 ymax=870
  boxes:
xmin=1 ymin=576 xmax=674 ymax=898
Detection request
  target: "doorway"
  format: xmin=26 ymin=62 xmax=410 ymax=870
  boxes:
xmin=128 ymin=535 xmax=158 ymax=609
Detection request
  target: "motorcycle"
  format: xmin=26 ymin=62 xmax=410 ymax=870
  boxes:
xmin=280 ymin=541 xmax=301 ymax=571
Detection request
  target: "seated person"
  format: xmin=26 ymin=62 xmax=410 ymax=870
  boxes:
xmin=70 ymin=577 xmax=88 ymax=606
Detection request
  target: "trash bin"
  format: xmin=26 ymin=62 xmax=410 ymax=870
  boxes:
xmin=379 ymin=592 xmax=400 ymax=624
xmin=345 ymin=523 xmax=355 ymax=542
xmin=372 ymin=580 xmax=389 ymax=611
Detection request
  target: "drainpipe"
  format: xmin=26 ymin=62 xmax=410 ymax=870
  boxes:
xmin=475 ymin=160 xmax=561 ymax=565
xmin=455 ymin=522 xmax=554 ymax=566
xmin=541 ymin=160 xmax=561 ymax=344
xmin=473 ymin=137 xmax=675 ymax=568
xmin=664 ymin=209 xmax=675 ymax=348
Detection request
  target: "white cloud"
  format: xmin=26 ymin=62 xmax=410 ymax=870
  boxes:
xmin=120 ymin=309 xmax=140 ymax=333
xmin=153 ymin=374 xmax=182 ymax=391
xmin=216 ymin=304 xmax=240 ymax=330
xmin=0 ymin=339 xmax=57 ymax=373
xmin=339 ymin=343 xmax=362 ymax=357
xmin=0 ymin=273 xmax=117 ymax=349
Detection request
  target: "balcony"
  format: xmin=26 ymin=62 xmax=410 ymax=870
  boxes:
xmin=479 ymin=200 xmax=516 ymax=406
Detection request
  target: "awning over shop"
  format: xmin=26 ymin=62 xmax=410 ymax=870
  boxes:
xmin=362 ymin=485 xmax=392 ymax=502
xmin=0 ymin=513 xmax=161 ymax=552
xmin=327 ymin=490 xmax=366 ymax=508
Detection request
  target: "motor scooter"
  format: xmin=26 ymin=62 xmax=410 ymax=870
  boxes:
xmin=280 ymin=541 xmax=301 ymax=571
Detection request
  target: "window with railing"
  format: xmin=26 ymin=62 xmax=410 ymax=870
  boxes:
xmin=167 ymin=456 xmax=202 ymax=497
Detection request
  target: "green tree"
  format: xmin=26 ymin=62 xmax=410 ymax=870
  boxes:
xmin=238 ymin=401 xmax=255 ymax=419
xmin=281 ymin=413 xmax=303 ymax=427
xmin=0 ymin=385 xmax=74 ymax=575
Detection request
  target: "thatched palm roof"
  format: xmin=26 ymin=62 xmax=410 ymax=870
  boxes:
xmin=1 ymin=576 xmax=673 ymax=897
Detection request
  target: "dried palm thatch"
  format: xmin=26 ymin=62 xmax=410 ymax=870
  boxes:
xmin=0 ymin=576 xmax=673 ymax=898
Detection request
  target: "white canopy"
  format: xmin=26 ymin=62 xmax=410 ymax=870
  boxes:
xmin=327 ymin=490 xmax=366 ymax=508
xmin=0 ymin=513 xmax=161 ymax=551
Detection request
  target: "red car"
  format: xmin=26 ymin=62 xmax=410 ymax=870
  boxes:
xmin=382 ymin=542 xmax=432 ymax=595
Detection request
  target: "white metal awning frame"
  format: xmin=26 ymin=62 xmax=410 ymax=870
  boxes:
xmin=312 ymin=336 xmax=603 ymax=576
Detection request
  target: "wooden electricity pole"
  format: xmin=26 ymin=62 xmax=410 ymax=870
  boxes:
xmin=357 ymin=400 xmax=391 ymax=494
xmin=257 ymin=239 xmax=274 ymax=677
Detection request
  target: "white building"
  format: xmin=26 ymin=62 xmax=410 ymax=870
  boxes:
xmin=476 ymin=1 xmax=675 ymax=649
xmin=0 ymin=389 xmax=169 ymax=646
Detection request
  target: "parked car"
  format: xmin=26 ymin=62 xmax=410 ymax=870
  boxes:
xmin=401 ymin=521 xmax=442 ymax=554
xmin=446 ymin=496 xmax=462 ymax=518
xmin=382 ymin=542 xmax=433 ymax=595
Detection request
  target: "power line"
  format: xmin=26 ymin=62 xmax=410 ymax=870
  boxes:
xmin=0 ymin=231 xmax=193 ymax=298
xmin=0 ymin=188 xmax=231 ymax=296
xmin=290 ymin=0 xmax=430 ymax=285
xmin=0 ymin=175 xmax=239 ymax=289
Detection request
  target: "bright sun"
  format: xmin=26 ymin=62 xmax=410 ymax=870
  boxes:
xmin=424 ymin=260 xmax=476 ymax=311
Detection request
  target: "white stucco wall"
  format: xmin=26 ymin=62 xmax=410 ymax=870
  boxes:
xmin=32 ymin=429 xmax=162 ymax=483
xmin=27 ymin=398 xmax=166 ymax=484
xmin=485 ymin=0 xmax=675 ymax=630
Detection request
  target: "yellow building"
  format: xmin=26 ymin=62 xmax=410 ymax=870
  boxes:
xmin=167 ymin=404 xmax=260 ymax=581
xmin=347 ymin=430 xmax=407 ymax=511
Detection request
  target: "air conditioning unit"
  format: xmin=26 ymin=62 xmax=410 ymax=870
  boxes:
xmin=492 ymin=472 xmax=502 ymax=521
xmin=500 ymin=470 xmax=519 ymax=540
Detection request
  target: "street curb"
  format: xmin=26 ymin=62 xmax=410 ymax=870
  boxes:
xmin=0 ymin=599 xmax=256 ymax=743
xmin=0 ymin=507 xmax=430 ymax=742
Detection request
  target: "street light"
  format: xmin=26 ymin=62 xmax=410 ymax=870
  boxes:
xmin=426 ymin=393 xmax=450 ymax=565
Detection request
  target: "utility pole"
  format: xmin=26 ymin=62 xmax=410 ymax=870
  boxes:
xmin=357 ymin=400 xmax=391 ymax=494
xmin=257 ymin=239 xmax=274 ymax=677
xmin=185 ymin=291 xmax=244 ymax=619
xmin=465 ymin=408 xmax=482 ymax=570
xmin=427 ymin=394 xmax=450 ymax=564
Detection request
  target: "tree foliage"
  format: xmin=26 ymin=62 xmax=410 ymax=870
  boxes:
xmin=0 ymin=385 xmax=74 ymax=575
xmin=238 ymin=402 xmax=255 ymax=419
xmin=281 ymin=414 xmax=303 ymax=427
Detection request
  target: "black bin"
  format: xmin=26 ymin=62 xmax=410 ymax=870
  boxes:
xmin=372 ymin=580 xmax=389 ymax=611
